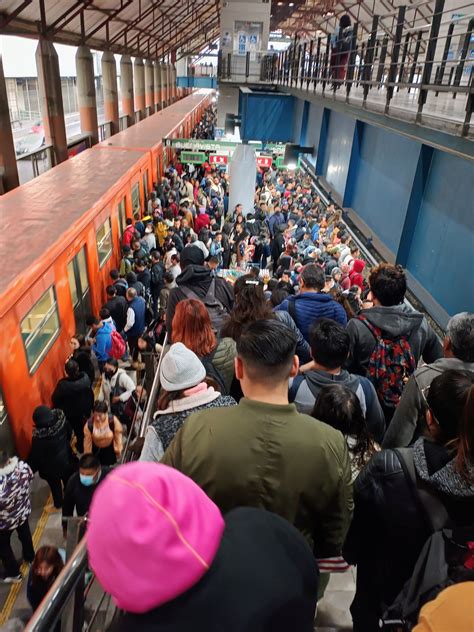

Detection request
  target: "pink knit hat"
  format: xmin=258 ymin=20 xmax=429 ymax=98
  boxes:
xmin=86 ymin=462 xmax=225 ymax=613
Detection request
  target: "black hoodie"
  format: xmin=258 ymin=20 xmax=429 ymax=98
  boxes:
xmin=166 ymin=265 xmax=234 ymax=339
xmin=52 ymin=372 xmax=94 ymax=422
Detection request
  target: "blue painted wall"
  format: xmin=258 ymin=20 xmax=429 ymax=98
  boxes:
xmin=347 ymin=124 xmax=421 ymax=255
xmin=292 ymin=98 xmax=305 ymax=144
xmin=406 ymin=150 xmax=474 ymax=314
xmin=321 ymin=110 xmax=355 ymax=198
xmin=306 ymin=103 xmax=324 ymax=168
xmin=240 ymin=93 xmax=295 ymax=142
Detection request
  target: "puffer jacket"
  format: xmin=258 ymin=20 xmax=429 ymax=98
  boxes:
xmin=275 ymin=292 xmax=348 ymax=342
xmin=345 ymin=303 xmax=443 ymax=377
xmin=211 ymin=337 xmax=237 ymax=394
xmin=0 ymin=458 xmax=33 ymax=530
xmin=28 ymin=409 xmax=76 ymax=479
xmin=383 ymin=356 xmax=474 ymax=448
xmin=343 ymin=437 xmax=474 ymax=631
xmin=52 ymin=372 xmax=94 ymax=423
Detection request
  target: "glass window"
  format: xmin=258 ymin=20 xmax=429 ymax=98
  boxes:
xmin=142 ymin=171 xmax=148 ymax=202
xmin=96 ymin=218 xmax=112 ymax=268
xmin=20 ymin=286 xmax=60 ymax=372
xmin=77 ymin=248 xmax=89 ymax=294
xmin=132 ymin=182 xmax=140 ymax=220
xmin=67 ymin=260 xmax=79 ymax=307
xmin=118 ymin=197 xmax=126 ymax=236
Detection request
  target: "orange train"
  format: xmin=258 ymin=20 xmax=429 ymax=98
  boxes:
xmin=0 ymin=89 xmax=213 ymax=458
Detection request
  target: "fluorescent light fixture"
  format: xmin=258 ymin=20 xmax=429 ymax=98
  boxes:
xmin=289 ymin=2 xmax=294 ymax=5
xmin=287 ymin=162 xmax=297 ymax=170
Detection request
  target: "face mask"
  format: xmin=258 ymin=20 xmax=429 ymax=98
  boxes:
xmin=104 ymin=370 xmax=114 ymax=379
xmin=80 ymin=474 xmax=96 ymax=487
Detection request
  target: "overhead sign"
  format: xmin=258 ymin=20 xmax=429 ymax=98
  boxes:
xmin=164 ymin=138 xmax=263 ymax=151
xmin=181 ymin=151 xmax=207 ymax=164
xmin=209 ymin=154 xmax=228 ymax=165
xmin=256 ymin=155 xmax=273 ymax=168
xmin=276 ymin=156 xmax=301 ymax=169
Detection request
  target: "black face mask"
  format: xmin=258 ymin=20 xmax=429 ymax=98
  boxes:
xmin=104 ymin=370 xmax=115 ymax=379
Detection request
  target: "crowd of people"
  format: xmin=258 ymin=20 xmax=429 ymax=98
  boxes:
xmin=1 ymin=104 xmax=474 ymax=632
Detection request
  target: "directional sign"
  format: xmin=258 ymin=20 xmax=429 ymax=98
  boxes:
xmin=164 ymin=138 xmax=263 ymax=151
xmin=209 ymin=154 xmax=229 ymax=165
xmin=256 ymin=155 xmax=273 ymax=168
xmin=181 ymin=151 xmax=207 ymax=164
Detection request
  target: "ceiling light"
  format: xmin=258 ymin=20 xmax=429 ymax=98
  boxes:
xmin=289 ymin=2 xmax=294 ymax=5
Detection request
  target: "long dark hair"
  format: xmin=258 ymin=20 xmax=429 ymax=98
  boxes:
xmin=220 ymin=274 xmax=274 ymax=342
xmin=31 ymin=546 xmax=64 ymax=589
xmin=427 ymin=369 xmax=474 ymax=482
xmin=312 ymin=384 xmax=376 ymax=469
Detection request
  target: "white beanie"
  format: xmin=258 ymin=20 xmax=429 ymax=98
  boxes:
xmin=160 ymin=343 xmax=206 ymax=392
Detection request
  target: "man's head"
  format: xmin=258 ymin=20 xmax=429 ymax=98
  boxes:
xmin=299 ymin=264 xmax=325 ymax=292
xmin=104 ymin=358 xmax=119 ymax=379
xmin=126 ymin=218 xmax=133 ymax=227
xmin=106 ymin=285 xmax=117 ymax=298
xmin=65 ymin=359 xmax=80 ymax=379
xmin=86 ymin=316 xmax=101 ymax=333
xmin=180 ymin=245 xmax=204 ymax=269
xmin=99 ymin=308 xmax=110 ymax=321
xmin=445 ymin=312 xmax=474 ymax=362
xmin=164 ymin=271 xmax=175 ymax=286
xmin=368 ymin=263 xmax=406 ymax=306
xmin=309 ymin=319 xmax=350 ymax=370
xmin=235 ymin=320 xmax=298 ymax=391
xmin=110 ymin=269 xmax=120 ymax=281
xmin=126 ymin=287 xmax=137 ymax=302
xmin=79 ymin=454 xmax=101 ymax=487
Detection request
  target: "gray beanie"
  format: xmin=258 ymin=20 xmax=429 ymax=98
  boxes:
xmin=160 ymin=343 xmax=206 ymax=392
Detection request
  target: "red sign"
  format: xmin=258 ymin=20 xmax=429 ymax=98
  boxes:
xmin=257 ymin=156 xmax=273 ymax=168
xmin=209 ymin=154 xmax=228 ymax=165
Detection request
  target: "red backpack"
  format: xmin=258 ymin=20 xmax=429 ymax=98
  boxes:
xmin=109 ymin=330 xmax=126 ymax=360
xmin=358 ymin=315 xmax=416 ymax=410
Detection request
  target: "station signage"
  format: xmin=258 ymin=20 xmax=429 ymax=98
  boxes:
xmin=256 ymin=155 xmax=273 ymax=168
xmin=209 ymin=154 xmax=229 ymax=165
xmin=180 ymin=151 xmax=207 ymax=164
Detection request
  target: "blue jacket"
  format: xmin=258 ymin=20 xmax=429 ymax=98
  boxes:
xmin=128 ymin=296 xmax=146 ymax=337
xmin=92 ymin=321 xmax=114 ymax=362
xmin=275 ymin=292 xmax=348 ymax=342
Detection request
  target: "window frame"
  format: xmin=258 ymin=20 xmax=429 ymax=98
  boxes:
xmin=96 ymin=217 xmax=113 ymax=268
xmin=131 ymin=182 xmax=140 ymax=220
xmin=117 ymin=197 xmax=127 ymax=237
xmin=20 ymin=286 xmax=61 ymax=374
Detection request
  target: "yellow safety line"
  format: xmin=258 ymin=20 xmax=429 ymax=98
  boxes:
xmin=0 ymin=494 xmax=52 ymax=625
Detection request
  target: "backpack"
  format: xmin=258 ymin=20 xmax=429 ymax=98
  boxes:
xmin=181 ymin=278 xmax=228 ymax=335
xmin=381 ymin=448 xmax=474 ymax=630
xmin=87 ymin=415 xmax=115 ymax=433
xmin=201 ymin=348 xmax=227 ymax=395
xmin=358 ymin=315 xmax=416 ymax=411
xmin=109 ymin=330 xmax=126 ymax=360
xmin=151 ymin=262 xmax=164 ymax=287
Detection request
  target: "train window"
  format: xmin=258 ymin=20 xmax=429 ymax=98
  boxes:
xmin=117 ymin=197 xmax=126 ymax=236
xmin=132 ymin=182 xmax=140 ymax=220
xmin=20 ymin=286 xmax=60 ymax=372
xmin=96 ymin=218 xmax=113 ymax=268
xmin=0 ymin=388 xmax=15 ymax=455
xmin=142 ymin=171 xmax=148 ymax=207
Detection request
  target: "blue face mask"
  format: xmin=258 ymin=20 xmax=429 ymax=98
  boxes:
xmin=80 ymin=474 xmax=96 ymax=487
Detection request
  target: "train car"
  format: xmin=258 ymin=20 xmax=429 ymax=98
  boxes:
xmin=0 ymin=90 xmax=213 ymax=458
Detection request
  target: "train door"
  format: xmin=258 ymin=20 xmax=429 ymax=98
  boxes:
xmin=142 ymin=169 xmax=149 ymax=210
xmin=0 ymin=388 xmax=15 ymax=455
xmin=132 ymin=181 xmax=141 ymax=220
xmin=67 ymin=246 xmax=92 ymax=334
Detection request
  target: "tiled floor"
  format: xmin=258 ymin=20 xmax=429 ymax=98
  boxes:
xmin=315 ymin=570 xmax=355 ymax=631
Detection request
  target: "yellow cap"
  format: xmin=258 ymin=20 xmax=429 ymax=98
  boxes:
xmin=413 ymin=582 xmax=474 ymax=632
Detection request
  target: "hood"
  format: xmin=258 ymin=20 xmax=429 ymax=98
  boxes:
xmin=361 ymin=304 xmax=424 ymax=337
xmin=33 ymin=409 xmax=66 ymax=439
xmin=413 ymin=438 xmax=474 ymax=499
xmin=98 ymin=321 xmax=114 ymax=336
xmin=87 ymin=462 xmax=224 ymax=614
xmin=176 ymin=264 xmax=212 ymax=288
xmin=305 ymin=369 xmax=361 ymax=396
xmin=352 ymin=259 xmax=365 ymax=273
xmin=60 ymin=372 xmax=90 ymax=392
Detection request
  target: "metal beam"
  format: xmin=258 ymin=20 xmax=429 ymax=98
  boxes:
xmin=157 ymin=13 xmax=218 ymax=58
xmin=86 ymin=0 xmax=134 ymax=41
xmin=0 ymin=0 xmax=33 ymax=29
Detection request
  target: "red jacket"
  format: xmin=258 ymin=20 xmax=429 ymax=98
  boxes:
xmin=122 ymin=225 xmax=135 ymax=248
xmin=194 ymin=212 xmax=210 ymax=234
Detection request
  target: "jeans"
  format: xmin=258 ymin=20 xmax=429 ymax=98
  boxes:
xmin=0 ymin=520 xmax=35 ymax=576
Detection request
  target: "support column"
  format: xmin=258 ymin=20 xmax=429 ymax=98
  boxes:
xmin=160 ymin=63 xmax=168 ymax=107
xmin=144 ymin=59 xmax=154 ymax=116
xmin=153 ymin=61 xmax=161 ymax=111
xmin=101 ymin=50 xmax=119 ymax=134
xmin=35 ymin=38 xmax=68 ymax=164
xmin=0 ymin=53 xmax=19 ymax=192
xmin=172 ymin=64 xmax=177 ymax=100
xmin=134 ymin=58 xmax=146 ymax=121
xmin=120 ymin=55 xmax=134 ymax=126
xmin=228 ymin=144 xmax=257 ymax=216
xmin=75 ymin=46 xmax=98 ymax=145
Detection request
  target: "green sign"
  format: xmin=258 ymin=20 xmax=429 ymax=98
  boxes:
xmin=164 ymin=138 xmax=265 ymax=152
xmin=181 ymin=151 xmax=207 ymax=164
xmin=275 ymin=156 xmax=301 ymax=169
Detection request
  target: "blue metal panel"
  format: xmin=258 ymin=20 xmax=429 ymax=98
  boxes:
xmin=292 ymin=98 xmax=304 ymax=143
xmin=321 ymin=110 xmax=356 ymax=198
xmin=300 ymin=100 xmax=310 ymax=146
xmin=177 ymin=76 xmax=217 ymax=88
xmin=343 ymin=120 xmax=364 ymax=207
xmin=239 ymin=93 xmax=295 ymax=142
xmin=350 ymin=124 xmax=421 ymax=255
xmin=406 ymin=150 xmax=474 ymax=315
xmin=316 ymin=108 xmax=330 ymax=175
xmin=305 ymin=103 xmax=324 ymax=168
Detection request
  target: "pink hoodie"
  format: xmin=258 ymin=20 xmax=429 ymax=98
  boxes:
xmin=86 ymin=462 xmax=225 ymax=613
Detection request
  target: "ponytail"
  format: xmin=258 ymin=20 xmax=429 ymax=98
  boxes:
xmin=456 ymin=383 xmax=474 ymax=482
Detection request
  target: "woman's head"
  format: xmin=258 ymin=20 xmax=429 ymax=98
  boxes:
xmin=172 ymin=299 xmax=217 ymax=357
xmin=93 ymin=401 xmax=109 ymax=423
xmin=32 ymin=547 xmax=64 ymax=585
xmin=426 ymin=370 xmax=474 ymax=481
xmin=158 ymin=343 xmax=206 ymax=409
xmin=312 ymin=384 xmax=374 ymax=467
xmin=70 ymin=333 xmax=85 ymax=351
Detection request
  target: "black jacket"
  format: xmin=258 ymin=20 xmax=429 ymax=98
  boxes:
xmin=345 ymin=304 xmax=443 ymax=377
xmin=28 ymin=410 xmax=76 ymax=479
xmin=343 ymin=438 xmax=474 ymax=630
xmin=166 ymin=265 xmax=234 ymax=339
xmin=62 ymin=467 xmax=111 ymax=528
xmin=52 ymin=372 xmax=94 ymax=423
xmin=72 ymin=349 xmax=95 ymax=386
xmin=103 ymin=296 xmax=128 ymax=332
xmin=109 ymin=507 xmax=318 ymax=632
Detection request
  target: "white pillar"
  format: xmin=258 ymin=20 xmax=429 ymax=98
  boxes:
xmin=228 ymin=144 xmax=256 ymax=217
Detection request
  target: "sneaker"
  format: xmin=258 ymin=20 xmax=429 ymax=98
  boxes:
xmin=1 ymin=574 xmax=22 ymax=584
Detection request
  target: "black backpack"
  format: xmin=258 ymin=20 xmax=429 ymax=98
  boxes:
xmin=201 ymin=347 xmax=227 ymax=395
xmin=381 ymin=448 xmax=474 ymax=630
xmin=181 ymin=278 xmax=228 ymax=335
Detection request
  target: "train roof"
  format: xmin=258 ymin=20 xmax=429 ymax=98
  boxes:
xmin=101 ymin=89 xmax=213 ymax=150
xmin=0 ymin=90 xmax=212 ymax=304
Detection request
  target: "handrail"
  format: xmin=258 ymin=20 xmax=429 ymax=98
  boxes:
xmin=139 ymin=332 xmax=168 ymax=438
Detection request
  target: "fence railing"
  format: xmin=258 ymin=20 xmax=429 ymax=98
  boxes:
xmin=98 ymin=121 xmax=114 ymax=142
xmin=24 ymin=336 xmax=168 ymax=632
